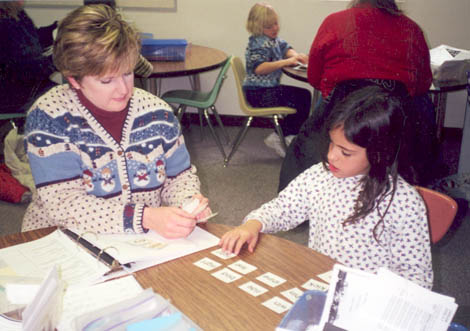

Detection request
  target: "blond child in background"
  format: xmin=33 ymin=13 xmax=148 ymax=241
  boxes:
xmin=243 ymin=2 xmax=311 ymax=157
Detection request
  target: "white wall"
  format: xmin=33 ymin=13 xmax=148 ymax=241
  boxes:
xmin=26 ymin=0 xmax=470 ymax=127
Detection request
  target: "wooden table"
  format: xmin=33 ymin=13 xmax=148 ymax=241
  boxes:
xmin=141 ymin=44 xmax=228 ymax=95
xmin=0 ymin=223 xmax=336 ymax=331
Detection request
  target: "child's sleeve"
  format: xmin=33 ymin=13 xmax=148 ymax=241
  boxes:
xmin=243 ymin=166 xmax=319 ymax=233
xmin=388 ymin=188 xmax=433 ymax=289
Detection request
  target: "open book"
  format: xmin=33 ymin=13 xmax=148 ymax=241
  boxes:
xmin=0 ymin=226 xmax=220 ymax=285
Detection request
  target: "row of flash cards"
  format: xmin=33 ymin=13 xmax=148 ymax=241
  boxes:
xmin=193 ymin=248 xmax=332 ymax=314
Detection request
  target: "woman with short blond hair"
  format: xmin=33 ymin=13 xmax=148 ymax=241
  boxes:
xmin=23 ymin=5 xmax=211 ymax=237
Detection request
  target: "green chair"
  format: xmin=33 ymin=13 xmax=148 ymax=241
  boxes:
xmin=161 ymin=56 xmax=233 ymax=159
xmin=0 ymin=113 xmax=26 ymax=121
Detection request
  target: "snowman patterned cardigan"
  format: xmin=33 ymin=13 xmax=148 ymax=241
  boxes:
xmin=22 ymin=85 xmax=201 ymax=234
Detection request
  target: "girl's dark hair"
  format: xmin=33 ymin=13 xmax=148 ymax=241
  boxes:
xmin=320 ymin=82 xmax=406 ymax=241
xmin=349 ymin=0 xmax=402 ymax=15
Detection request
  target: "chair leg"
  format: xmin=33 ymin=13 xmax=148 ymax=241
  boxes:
xmin=203 ymin=108 xmax=226 ymax=159
xmin=210 ymin=105 xmax=230 ymax=144
xmin=272 ymin=115 xmax=288 ymax=152
xmin=224 ymin=117 xmax=253 ymax=167
xmin=198 ymin=108 xmax=205 ymax=141
xmin=175 ymin=105 xmax=187 ymax=122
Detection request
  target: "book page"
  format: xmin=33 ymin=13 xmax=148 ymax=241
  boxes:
xmin=77 ymin=226 xmax=220 ymax=267
xmin=0 ymin=230 xmax=109 ymax=285
xmin=318 ymin=265 xmax=458 ymax=331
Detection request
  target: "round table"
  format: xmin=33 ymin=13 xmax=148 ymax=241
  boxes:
xmin=282 ymin=67 xmax=321 ymax=112
xmin=140 ymin=44 xmax=228 ymax=95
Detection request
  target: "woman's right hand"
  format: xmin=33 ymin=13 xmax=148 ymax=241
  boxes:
xmin=143 ymin=206 xmax=196 ymax=239
xmin=219 ymin=220 xmax=263 ymax=255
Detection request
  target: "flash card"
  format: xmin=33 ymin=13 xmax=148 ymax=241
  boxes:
xmin=256 ymin=272 xmax=286 ymax=287
xmin=228 ymin=260 xmax=257 ymax=275
xmin=317 ymin=270 xmax=333 ymax=284
xmin=302 ymin=278 xmax=329 ymax=292
xmin=262 ymin=296 xmax=292 ymax=314
xmin=238 ymin=281 xmax=268 ymax=297
xmin=193 ymin=257 xmax=222 ymax=271
xmin=211 ymin=268 xmax=242 ymax=283
xmin=211 ymin=248 xmax=237 ymax=260
xmin=281 ymin=287 xmax=304 ymax=303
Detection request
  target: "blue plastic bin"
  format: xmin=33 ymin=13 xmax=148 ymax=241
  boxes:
xmin=141 ymin=39 xmax=188 ymax=61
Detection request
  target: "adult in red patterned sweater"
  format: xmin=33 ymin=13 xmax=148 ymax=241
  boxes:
xmin=279 ymin=0 xmax=440 ymax=191
xmin=307 ymin=0 xmax=431 ymax=98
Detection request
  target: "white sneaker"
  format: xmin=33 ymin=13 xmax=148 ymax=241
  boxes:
xmin=264 ymin=132 xmax=286 ymax=158
xmin=286 ymin=135 xmax=296 ymax=146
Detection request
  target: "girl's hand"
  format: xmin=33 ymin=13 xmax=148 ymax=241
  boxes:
xmin=285 ymin=56 xmax=299 ymax=67
xmin=143 ymin=206 xmax=196 ymax=239
xmin=219 ymin=220 xmax=263 ymax=255
xmin=296 ymin=53 xmax=308 ymax=64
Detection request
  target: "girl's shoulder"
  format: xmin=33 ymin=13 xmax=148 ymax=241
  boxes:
xmin=393 ymin=176 xmax=426 ymax=207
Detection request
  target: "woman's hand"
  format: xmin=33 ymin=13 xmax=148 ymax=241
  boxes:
xmin=219 ymin=220 xmax=263 ymax=255
xmin=183 ymin=194 xmax=212 ymax=223
xmin=143 ymin=206 xmax=196 ymax=239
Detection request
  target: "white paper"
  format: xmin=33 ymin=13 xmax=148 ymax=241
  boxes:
xmin=301 ymin=278 xmax=329 ymax=292
xmin=193 ymin=257 xmax=221 ymax=271
xmin=318 ymin=264 xmax=458 ymax=331
xmin=281 ymin=288 xmax=304 ymax=303
xmin=76 ymin=226 xmax=219 ymax=267
xmin=238 ymin=281 xmax=268 ymax=297
xmin=256 ymin=272 xmax=286 ymax=287
xmin=211 ymin=268 xmax=242 ymax=283
xmin=317 ymin=270 xmax=333 ymax=284
xmin=228 ymin=260 xmax=257 ymax=275
xmin=262 ymin=296 xmax=292 ymax=314
xmin=430 ymin=44 xmax=470 ymax=66
xmin=211 ymin=248 xmax=237 ymax=260
xmin=0 ymin=315 xmax=21 ymax=331
xmin=0 ymin=231 xmax=108 ymax=285
xmin=57 ymin=275 xmax=143 ymax=331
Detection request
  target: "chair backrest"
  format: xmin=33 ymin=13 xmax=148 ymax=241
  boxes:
xmin=206 ymin=55 xmax=233 ymax=106
xmin=230 ymin=56 xmax=252 ymax=114
xmin=230 ymin=56 xmax=296 ymax=117
xmin=415 ymin=186 xmax=458 ymax=244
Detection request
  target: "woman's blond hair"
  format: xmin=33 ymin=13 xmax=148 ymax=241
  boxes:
xmin=246 ymin=2 xmax=279 ymax=36
xmin=53 ymin=4 xmax=140 ymax=80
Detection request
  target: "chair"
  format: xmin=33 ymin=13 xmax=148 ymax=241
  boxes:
xmin=415 ymin=186 xmax=458 ymax=244
xmin=0 ymin=114 xmax=26 ymax=121
xmin=223 ymin=56 xmax=296 ymax=167
xmin=161 ymin=56 xmax=233 ymax=159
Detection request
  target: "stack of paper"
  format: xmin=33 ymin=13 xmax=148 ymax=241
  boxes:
xmin=430 ymin=44 xmax=470 ymax=87
xmin=315 ymin=265 xmax=458 ymax=331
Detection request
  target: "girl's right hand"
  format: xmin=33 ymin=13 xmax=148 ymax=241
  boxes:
xmin=219 ymin=220 xmax=263 ymax=255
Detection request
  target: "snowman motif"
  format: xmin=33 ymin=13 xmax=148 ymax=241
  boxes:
xmin=133 ymin=164 xmax=150 ymax=187
xmin=155 ymin=160 xmax=166 ymax=183
xmin=82 ymin=169 xmax=94 ymax=192
xmin=100 ymin=167 xmax=115 ymax=192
